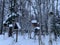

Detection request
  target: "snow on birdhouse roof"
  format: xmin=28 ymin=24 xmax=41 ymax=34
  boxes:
xmin=9 ymin=24 xmax=13 ymax=27
xmin=3 ymin=21 xmax=6 ymax=24
xmin=31 ymin=20 xmax=37 ymax=23
xmin=16 ymin=22 xmax=21 ymax=29
xmin=34 ymin=27 xmax=40 ymax=30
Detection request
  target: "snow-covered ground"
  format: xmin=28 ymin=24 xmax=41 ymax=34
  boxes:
xmin=0 ymin=32 xmax=60 ymax=45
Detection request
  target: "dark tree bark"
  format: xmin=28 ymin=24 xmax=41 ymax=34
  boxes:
xmin=0 ymin=0 xmax=5 ymax=34
xmin=8 ymin=27 xmax=12 ymax=37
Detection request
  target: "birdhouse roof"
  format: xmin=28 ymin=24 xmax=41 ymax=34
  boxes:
xmin=34 ymin=27 xmax=40 ymax=30
xmin=3 ymin=21 xmax=6 ymax=24
xmin=9 ymin=24 xmax=13 ymax=27
xmin=31 ymin=20 xmax=37 ymax=23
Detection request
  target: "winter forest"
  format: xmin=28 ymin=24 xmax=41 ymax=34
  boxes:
xmin=0 ymin=0 xmax=60 ymax=45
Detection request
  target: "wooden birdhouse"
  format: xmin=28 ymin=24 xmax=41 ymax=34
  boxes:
xmin=31 ymin=20 xmax=37 ymax=27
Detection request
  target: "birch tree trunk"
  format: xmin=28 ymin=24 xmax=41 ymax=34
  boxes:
xmin=48 ymin=13 xmax=54 ymax=45
xmin=37 ymin=0 xmax=42 ymax=45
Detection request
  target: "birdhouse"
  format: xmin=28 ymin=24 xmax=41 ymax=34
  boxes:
xmin=31 ymin=20 xmax=37 ymax=27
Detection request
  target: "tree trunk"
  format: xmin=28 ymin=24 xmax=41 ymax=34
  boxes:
xmin=0 ymin=0 xmax=5 ymax=34
xmin=8 ymin=27 xmax=12 ymax=37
